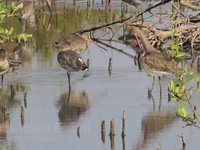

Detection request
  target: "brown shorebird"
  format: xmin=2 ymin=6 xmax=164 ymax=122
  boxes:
xmin=0 ymin=49 xmax=9 ymax=84
xmin=0 ymin=49 xmax=21 ymax=86
xmin=57 ymin=50 xmax=88 ymax=91
xmin=132 ymin=27 xmax=180 ymax=95
xmin=54 ymin=34 xmax=91 ymax=54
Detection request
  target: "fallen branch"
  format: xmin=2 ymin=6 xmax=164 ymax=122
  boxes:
xmin=92 ymin=37 xmax=135 ymax=58
xmin=75 ymin=0 xmax=172 ymax=34
xmin=127 ymin=23 xmax=200 ymax=41
xmin=180 ymin=0 xmax=200 ymax=10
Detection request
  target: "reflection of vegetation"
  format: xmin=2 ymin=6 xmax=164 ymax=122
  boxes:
xmin=1 ymin=2 xmax=120 ymax=62
xmin=34 ymin=8 xmax=118 ymax=59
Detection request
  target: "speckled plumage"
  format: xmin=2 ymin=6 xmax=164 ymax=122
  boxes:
xmin=0 ymin=49 xmax=9 ymax=75
xmin=57 ymin=50 xmax=88 ymax=72
xmin=132 ymin=27 xmax=181 ymax=95
xmin=57 ymin=50 xmax=88 ymax=91
xmin=141 ymin=52 xmax=179 ymax=77
xmin=132 ymin=27 xmax=180 ymax=76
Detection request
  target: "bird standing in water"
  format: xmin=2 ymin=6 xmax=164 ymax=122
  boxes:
xmin=57 ymin=50 xmax=88 ymax=91
xmin=131 ymin=27 xmax=180 ymax=96
xmin=0 ymin=48 xmax=21 ymax=87
xmin=0 ymin=49 xmax=9 ymax=85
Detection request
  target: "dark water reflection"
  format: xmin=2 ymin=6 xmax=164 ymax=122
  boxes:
xmin=57 ymin=91 xmax=89 ymax=127
xmin=136 ymin=110 xmax=177 ymax=150
xmin=0 ymin=1 xmax=200 ymax=150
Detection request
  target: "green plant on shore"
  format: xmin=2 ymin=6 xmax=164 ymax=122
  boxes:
xmin=169 ymin=69 xmax=200 ymax=127
xmin=0 ymin=2 xmax=32 ymax=44
xmin=167 ymin=26 xmax=200 ymax=127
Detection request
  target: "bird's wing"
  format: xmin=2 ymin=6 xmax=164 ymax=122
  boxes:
xmin=57 ymin=51 xmax=83 ymax=71
xmin=143 ymin=53 xmax=177 ymax=74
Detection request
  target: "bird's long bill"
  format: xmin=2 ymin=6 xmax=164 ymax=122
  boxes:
xmin=133 ymin=34 xmax=143 ymax=50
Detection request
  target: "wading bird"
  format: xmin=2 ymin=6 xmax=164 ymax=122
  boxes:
xmin=57 ymin=50 xmax=88 ymax=91
xmin=0 ymin=49 xmax=20 ymax=86
xmin=131 ymin=27 xmax=180 ymax=96
xmin=0 ymin=49 xmax=9 ymax=85
xmin=54 ymin=34 xmax=91 ymax=54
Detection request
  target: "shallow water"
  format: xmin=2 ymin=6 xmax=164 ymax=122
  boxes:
xmin=0 ymin=1 xmax=200 ymax=150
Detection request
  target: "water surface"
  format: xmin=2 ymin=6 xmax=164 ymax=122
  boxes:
xmin=0 ymin=1 xmax=200 ymax=150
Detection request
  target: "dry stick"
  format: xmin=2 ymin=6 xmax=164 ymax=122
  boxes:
xmin=133 ymin=56 xmax=137 ymax=66
xmin=92 ymin=38 xmax=135 ymax=58
xmin=101 ymin=120 xmax=106 ymax=143
xmin=180 ymin=0 xmax=200 ymax=10
xmin=127 ymin=21 xmax=200 ymax=44
xmin=77 ymin=126 xmax=80 ymax=138
xmin=21 ymin=106 xmax=24 ymax=127
xmin=87 ymin=58 xmax=90 ymax=69
xmin=122 ymin=131 xmax=126 ymax=150
xmin=185 ymin=93 xmax=200 ymax=124
xmin=178 ymin=135 xmax=186 ymax=150
xmin=170 ymin=1 xmax=186 ymax=17
xmin=197 ymin=57 xmax=200 ymax=73
xmin=193 ymin=106 xmax=197 ymax=119
xmin=168 ymin=90 xmax=171 ymax=102
xmin=24 ymin=92 xmax=27 ymax=108
xmin=121 ymin=110 xmax=126 ymax=137
xmin=109 ymin=119 xmax=115 ymax=136
xmin=121 ymin=110 xmax=126 ymax=150
xmin=10 ymin=85 xmax=15 ymax=99
xmin=108 ymin=57 xmax=112 ymax=76
xmin=75 ymin=0 xmax=172 ymax=34
xmin=109 ymin=119 xmax=115 ymax=150
xmin=46 ymin=0 xmax=53 ymax=15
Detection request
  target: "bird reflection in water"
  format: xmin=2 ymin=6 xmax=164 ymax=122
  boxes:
xmin=135 ymin=95 xmax=178 ymax=150
xmin=11 ymin=42 xmax=35 ymax=68
xmin=0 ymin=82 xmax=28 ymax=148
xmin=57 ymin=91 xmax=89 ymax=127
xmin=0 ymin=41 xmax=35 ymax=73
xmin=0 ymin=105 xmax=9 ymax=149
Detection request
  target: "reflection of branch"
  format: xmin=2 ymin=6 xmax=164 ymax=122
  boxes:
xmin=92 ymin=38 xmax=135 ymax=58
xmin=75 ymin=0 xmax=172 ymax=34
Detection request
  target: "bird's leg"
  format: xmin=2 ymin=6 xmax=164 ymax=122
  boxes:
xmin=67 ymin=89 xmax=71 ymax=104
xmin=1 ymin=75 xmax=4 ymax=88
xmin=67 ymin=72 xmax=71 ymax=92
xmin=148 ymin=77 xmax=155 ymax=98
xmin=158 ymin=76 xmax=162 ymax=98
xmin=137 ymin=52 xmax=142 ymax=71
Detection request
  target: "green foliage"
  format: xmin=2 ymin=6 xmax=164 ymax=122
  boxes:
xmin=169 ymin=71 xmax=199 ymax=126
xmin=164 ymin=31 xmax=186 ymax=61
xmin=177 ymin=105 xmax=189 ymax=118
xmin=167 ymin=13 xmax=200 ymax=127
xmin=0 ymin=2 xmax=31 ymax=44
xmin=17 ymin=33 xmax=32 ymax=42
xmin=177 ymin=105 xmax=197 ymax=126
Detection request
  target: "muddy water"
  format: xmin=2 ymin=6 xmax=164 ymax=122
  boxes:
xmin=0 ymin=1 xmax=200 ymax=150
